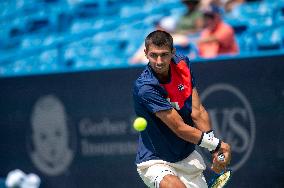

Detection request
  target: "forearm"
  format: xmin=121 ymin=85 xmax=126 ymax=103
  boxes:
xmin=156 ymin=109 xmax=220 ymax=153
xmin=157 ymin=109 xmax=203 ymax=144
xmin=192 ymin=106 xmax=212 ymax=132
xmin=173 ymin=117 xmax=221 ymax=153
xmin=174 ymin=122 xmax=203 ymax=144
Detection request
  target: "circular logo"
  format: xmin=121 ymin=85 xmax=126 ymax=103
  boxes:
xmin=199 ymin=83 xmax=255 ymax=171
xmin=27 ymin=95 xmax=76 ymax=176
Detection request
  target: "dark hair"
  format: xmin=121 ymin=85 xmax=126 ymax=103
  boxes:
xmin=145 ymin=30 xmax=174 ymax=51
xmin=182 ymin=0 xmax=199 ymax=6
xmin=202 ymin=4 xmax=221 ymax=18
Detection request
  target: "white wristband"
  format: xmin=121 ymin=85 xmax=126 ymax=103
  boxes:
xmin=207 ymin=130 xmax=214 ymax=138
xmin=199 ymin=132 xmax=220 ymax=152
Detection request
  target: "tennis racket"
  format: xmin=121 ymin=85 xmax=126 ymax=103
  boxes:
xmin=209 ymin=154 xmax=232 ymax=188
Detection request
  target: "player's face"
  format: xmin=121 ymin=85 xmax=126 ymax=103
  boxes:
xmin=145 ymin=44 xmax=174 ymax=75
xmin=204 ymin=14 xmax=218 ymax=31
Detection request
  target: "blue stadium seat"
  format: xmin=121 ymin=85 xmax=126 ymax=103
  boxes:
xmin=246 ymin=16 xmax=273 ymax=31
xmin=21 ymin=35 xmax=44 ymax=49
xmin=39 ymin=49 xmax=59 ymax=70
xmin=1 ymin=0 xmax=284 ymax=75
xmin=237 ymin=32 xmax=256 ymax=52
xmin=0 ymin=178 xmax=6 ymax=188
xmin=73 ymin=2 xmax=99 ymax=19
xmin=42 ymin=0 xmax=59 ymax=3
xmin=232 ymin=1 xmax=274 ymax=19
xmin=276 ymin=25 xmax=284 ymax=46
xmin=70 ymin=19 xmax=96 ymax=34
xmin=228 ymin=1 xmax=276 ymax=33
xmin=224 ymin=17 xmax=248 ymax=35
xmin=274 ymin=4 xmax=284 ymax=24
xmin=56 ymin=12 xmax=73 ymax=33
xmin=25 ymin=17 xmax=52 ymax=33
xmin=255 ymin=27 xmax=282 ymax=51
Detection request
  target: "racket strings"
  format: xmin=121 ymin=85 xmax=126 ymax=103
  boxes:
xmin=211 ymin=171 xmax=231 ymax=188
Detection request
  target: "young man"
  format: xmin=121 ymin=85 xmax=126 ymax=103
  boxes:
xmin=133 ymin=30 xmax=231 ymax=188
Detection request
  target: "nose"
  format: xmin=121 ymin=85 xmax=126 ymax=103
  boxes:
xmin=156 ymin=56 xmax=162 ymax=65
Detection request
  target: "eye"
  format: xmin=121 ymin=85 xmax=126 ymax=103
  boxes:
xmin=150 ymin=53 xmax=158 ymax=58
xmin=161 ymin=53 xmax=170 ymax=58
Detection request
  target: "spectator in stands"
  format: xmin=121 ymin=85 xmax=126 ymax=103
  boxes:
xmin=200 ymin=0 xmax=223 ymax=11
xmin=200 ymin=0 xmax=246 ymax=14
xmin=197 ymin=4 xmax=239 ymax=58
xmin=224 ymin=0 xmax=245 ymax=13
xmin=175 ymin=0 xmax=204 ymax=35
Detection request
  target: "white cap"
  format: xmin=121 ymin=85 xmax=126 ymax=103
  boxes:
xmin=5 ymin=169 xmax=26 ymax=188
xmin=21 ymin=173 xmax=41 ymax=188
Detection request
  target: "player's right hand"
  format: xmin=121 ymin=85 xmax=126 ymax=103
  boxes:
xmin=211 ymin=142 xmax=231 ymax=173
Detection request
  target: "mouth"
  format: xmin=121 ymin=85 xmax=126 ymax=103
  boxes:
xmin=155 ymin=66 xmax=165 ymax=72
xmin=156 ymin=63 xmax=166 ymax=69
xmin=156 ymin=65 xmax=163 ymax=69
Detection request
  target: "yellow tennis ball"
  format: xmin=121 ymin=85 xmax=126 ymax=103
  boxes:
xmin=133 ymin=117 xmax=147 ymax=131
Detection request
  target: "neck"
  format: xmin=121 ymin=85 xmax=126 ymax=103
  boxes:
xmin=157 ymin=67 xmax=171 ymax=84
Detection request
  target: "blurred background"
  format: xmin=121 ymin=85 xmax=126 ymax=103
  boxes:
xmin=0 ymin=0 xmax=284 ymax=76
xmin=0 ymin=0 xmax=284 ymax=188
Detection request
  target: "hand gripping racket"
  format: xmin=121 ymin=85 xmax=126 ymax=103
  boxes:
xmin=209 ymin=154 xmax=232 ymax=188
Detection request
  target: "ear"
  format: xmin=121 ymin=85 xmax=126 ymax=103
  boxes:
xmin=144 ymin=49 xmax=148 ymax=57
xmin=172 ymin=48 xmax=176 ymax=55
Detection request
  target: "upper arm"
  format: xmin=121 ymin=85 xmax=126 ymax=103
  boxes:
xmin=191 ymin=88 xmax=207 ymax=121
xmin=138 ymin=85 xmax=172 ymax=113
xmin=215 ymin=25 xmax=234 ymax=47
xmin=191 ymin=88 xmax=212 ymax=132
xmin=155 ymin=108 xmax=185 ymax=133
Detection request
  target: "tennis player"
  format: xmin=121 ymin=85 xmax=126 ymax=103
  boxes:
xmin=133 ymin=30 xmax=231 ymax=188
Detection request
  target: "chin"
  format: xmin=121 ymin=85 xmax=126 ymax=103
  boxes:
xmin=154 ymin=68 xmax=164 ymax=73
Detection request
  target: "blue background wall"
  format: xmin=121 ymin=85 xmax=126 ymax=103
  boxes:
xmin=0 ymin=55 xmax=284 ymax=187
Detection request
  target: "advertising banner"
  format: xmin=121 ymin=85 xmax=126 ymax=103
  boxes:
xmin=0 ymin=55 xmax=283 ymax=187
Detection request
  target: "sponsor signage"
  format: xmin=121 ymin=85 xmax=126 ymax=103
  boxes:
xmin=0 ymin=55 xmax=283 ymax=187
